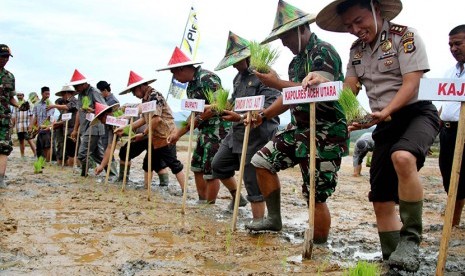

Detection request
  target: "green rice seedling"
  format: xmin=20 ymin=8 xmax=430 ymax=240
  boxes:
xmin=343 ymin=260 xmax=380 ymax=276
xmin=45 ymin=99 xmax=51 ymax=106
xmin=81 ymin=96 xmax=91 ymax=110
xmin=225 ymin=228 xmax=233 ymax=253
xmin=33 ymin=156 xmax=46 ymax=174
xmin=338 ymin=87 xmax=371 ymax=125
xmin=122 ymin=125 xmax=135 ymax=137
xmin=204 ymin=88 xmax=232 ymax=115
xmin=249 ymin=41 xmax=280 ymax=73
xmin=112 ymin=109 xmax=124 ymax=118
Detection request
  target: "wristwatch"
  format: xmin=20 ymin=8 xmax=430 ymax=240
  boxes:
xmin=239 ymin=113 xmax=245 ymax=123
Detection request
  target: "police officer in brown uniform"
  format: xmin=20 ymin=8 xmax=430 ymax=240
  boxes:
xmin=0 ymin=44 xmax=20 ymax=188
xmin=304 ymin=0 xmax=440 ymax=272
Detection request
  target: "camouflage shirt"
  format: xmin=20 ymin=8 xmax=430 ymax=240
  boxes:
xmin=186 ymin=66 xmax=231 ymax=137
xmin=0 ymin=67 xmax=15 ymax=121
xmin=287 ymin=33 xmax=348 ymax=158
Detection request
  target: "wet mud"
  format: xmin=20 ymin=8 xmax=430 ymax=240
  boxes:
xmin=1 ymin=147 xmax=464 ymax=275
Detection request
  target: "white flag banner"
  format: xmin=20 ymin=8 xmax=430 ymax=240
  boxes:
xmin=167 ymin=6 xmax=200 ymax=100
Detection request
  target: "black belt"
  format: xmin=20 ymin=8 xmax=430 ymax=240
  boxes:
xmin=443 ymin=121 xmax=458 ymax=128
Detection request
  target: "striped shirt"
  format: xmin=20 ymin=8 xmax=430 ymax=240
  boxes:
xmin=32 ymin=100 xmax=55 ymax=127
xmin=12 ymin=107 xmax=32 ymax=132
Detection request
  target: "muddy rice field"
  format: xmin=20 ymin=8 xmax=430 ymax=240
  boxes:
xmin=1 ymin=141 xmax=464 ymax=275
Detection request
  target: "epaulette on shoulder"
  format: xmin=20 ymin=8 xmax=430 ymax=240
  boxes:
xmin=389 ymin=24 xmax=408 ymax=36
xmin=350 ymin=39 xmax=362 ymax=50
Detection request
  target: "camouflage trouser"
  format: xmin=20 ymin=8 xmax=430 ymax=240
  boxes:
xmin=251 ymin=127 xmax=342 ymax=203
xmin=0 ymin=124 xmax=13 ymax=156
xmin=191 ymin=131 xmax=223 ymax=180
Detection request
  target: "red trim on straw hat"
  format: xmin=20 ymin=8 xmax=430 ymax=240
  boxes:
xmin=119 ymin=70 xmax=156 ymax=95
xmin=157 ymin=47 xmax=203 ymax=71
xmin=68 ymin=69 xmax=89 ymax=86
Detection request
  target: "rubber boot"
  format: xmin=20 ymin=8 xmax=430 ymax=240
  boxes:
xmin=228 ymin=189 xmax=248 ymax=210
xmin=379 ymin=231 xmax=400 ymax=260
xmin=388 ymin=200 xmax=422 ymax=272
xmin=118 ymin=164 xmax=129 ymax=182
xmin=81 ymin=161 xmax=88 ymax=177
xmin=245 ymin=189 xmax=282 ymax=231
xmin=159 ymin=173 xmax=169 ymax=186
xmin=0 ymin=175 xmax=6 ymax=188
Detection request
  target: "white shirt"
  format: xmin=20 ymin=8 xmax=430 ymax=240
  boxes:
xmin=440 ymin=62 xmax=465 ymax=122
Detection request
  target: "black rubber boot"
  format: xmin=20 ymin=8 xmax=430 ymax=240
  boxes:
xmin=118 ymin=164 xmax=129 ymax=182
xmin=228 ymin=189 xmax=248 ymax=210
xmin=245 ymin=189 xmax=282 ymax=231
xmin=159 ymin=173 xmax=169 ymax=186
xmin=379 ymin=230 xmax=400 ymax=260
xmin=388 ymin=200 xmax=422 ymax=272
xmin=81 ymin=161 xmax=88 ymax=177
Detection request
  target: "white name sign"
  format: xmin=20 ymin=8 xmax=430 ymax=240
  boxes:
xmin=141 ymin=100 xmax=157 ymax=113
xmin=282 ymin=81 xmax=342 ymax=105
xmin=124 ymin=107 xmax=139 ymax=117
xmin=85 ymin=113 xmax=95 ymax=122
xmin=181 ymin=99 xmax=205 ymax=112
xmin=234 ymin=95 xmax=265 ymax=112
xmin=106 ymin=116 xmax=129 ymax=127
xmin=62 ymin=113 xmax=72 ymax=121
xmin=418 ymin=78 xmax=465 ymax=101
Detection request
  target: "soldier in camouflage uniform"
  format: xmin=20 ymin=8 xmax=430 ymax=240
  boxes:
xmin=0 ymin=44 xmax=20 ymax=188
xmin=246 ymin=1 xmax=348 ymax=244
xmin=159 ymin=47 xmax=232 ymax=203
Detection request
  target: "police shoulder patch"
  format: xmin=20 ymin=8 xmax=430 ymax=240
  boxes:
xmin=389 ymin=24 xmax=408 ymax=36
xmin=350 ymin=38 xmax=362 ymax=49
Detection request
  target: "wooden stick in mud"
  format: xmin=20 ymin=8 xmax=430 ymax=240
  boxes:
xmin=104 ymin=128 xmax=118 ymax=186
xmin=85 ymin=127 xmax=92 ymax=177
xmin=303 ymin=102 xmax=316 ymax=259
xmin=147 ymin=113 xmax=153 ymax=201
xmin=49 ymin=125 xmax=54 ymax=164
xmin=181 ymin=112 xmax=196 ymax=214
xmin=231 ymin=111 xmax=251 ymax=231
xmin=121 ymin=117 xmax=134 ymax=192
xmin=62 ymin=120 xmax=68 ymax=167
xmin=436 ymin=103 xmax=465 ymax=275
xmin=73 ymin=126 xmax=80 ymax=172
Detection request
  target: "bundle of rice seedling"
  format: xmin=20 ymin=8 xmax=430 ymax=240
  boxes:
xmin=33 ymin=156 xmax=46 ymax=174
xmin=344 ymin=260 xmax=380 ymax=276
xmin=122 ymin=125 xmax=135 ymax=137
xmin=204 ymin=88 xmax=233 ymax=115
xmin=113 ymin=109 xmax=124 ymax=118
xmin=45 ymin=99 xmax=51 ymax=106
xmin=81 ymin=96 xmax=91 ymax=110
xmin=338 ymin=87 xmax=371 ymax=125
xmin=249 ymin=41 xmax=280 ymax=73
xmin=41 ymin=119 xmax=51 ymax=129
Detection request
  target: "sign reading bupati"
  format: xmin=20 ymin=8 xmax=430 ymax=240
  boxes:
xmin=106 ymin=116 xmax=129 ymax=127
xmin=282 ymin=81 xmax=342 ymax=105
xmin=234 ymin=95 xmax=265 ymax=112
xmin=124 ymin=107 xmax=139 ymax=117
xmin=181 ymin=99 xmax=205 ymax=112
xmin=419 ymin=78 xmax=465 ymax=101
xmin=62 ymin=113 xmax=72 ymax=121
xmin=85 ymin=113 xmax=95 ymax=122
xmin=141 ymin=101 xmax=157 ymax=113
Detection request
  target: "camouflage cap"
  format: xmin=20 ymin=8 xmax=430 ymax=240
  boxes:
xmin=0 ymin=44 xmax=13 ymax=57
xmin=316 ymin=0 xmax=402 ymax=33
xmin=215 ymin=31 xmax=251 ymax=71
xmin=261 ymin=0 xmax=316 ymax=44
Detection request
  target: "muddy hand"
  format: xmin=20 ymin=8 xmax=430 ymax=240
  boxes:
xmin=302 ymin=72 xmax=330 ymax=89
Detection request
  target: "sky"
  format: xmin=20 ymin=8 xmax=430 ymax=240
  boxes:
xmin=2 ymin=0 xmax=463 ymax=123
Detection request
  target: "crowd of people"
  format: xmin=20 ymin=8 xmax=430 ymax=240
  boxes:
xmin=1 ymin=0 xmax=464 ymax=273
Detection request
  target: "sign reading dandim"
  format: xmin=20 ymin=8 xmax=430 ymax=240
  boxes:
xmin=141 ymin=101 xmax=157 ymax=113
xmin=234 ymin=95 xmax=265 ymax=112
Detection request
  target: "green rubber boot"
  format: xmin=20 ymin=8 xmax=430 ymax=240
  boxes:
xmin=245 ymin=189 xmax=282 ymax=231
xmin=379 ymin=231 xmax=400 ymax=260
xmin=159 ymin=173 xmax=169 ymax=186
xmin=118 ymin=164 xmax=129 ymax=182
xmin=388 ymin=200 xmax=422 ymax=272
xmin=228 ymin=189 xmax=248 ymax=210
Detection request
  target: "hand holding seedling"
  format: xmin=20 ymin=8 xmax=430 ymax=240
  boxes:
xmin=302 ymin=72 xmax=330 ymax=89
xmin=253 ymin=69 xmax=281 ymax=88
xmin=221 ymin=110 xmax=241 ymax=122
